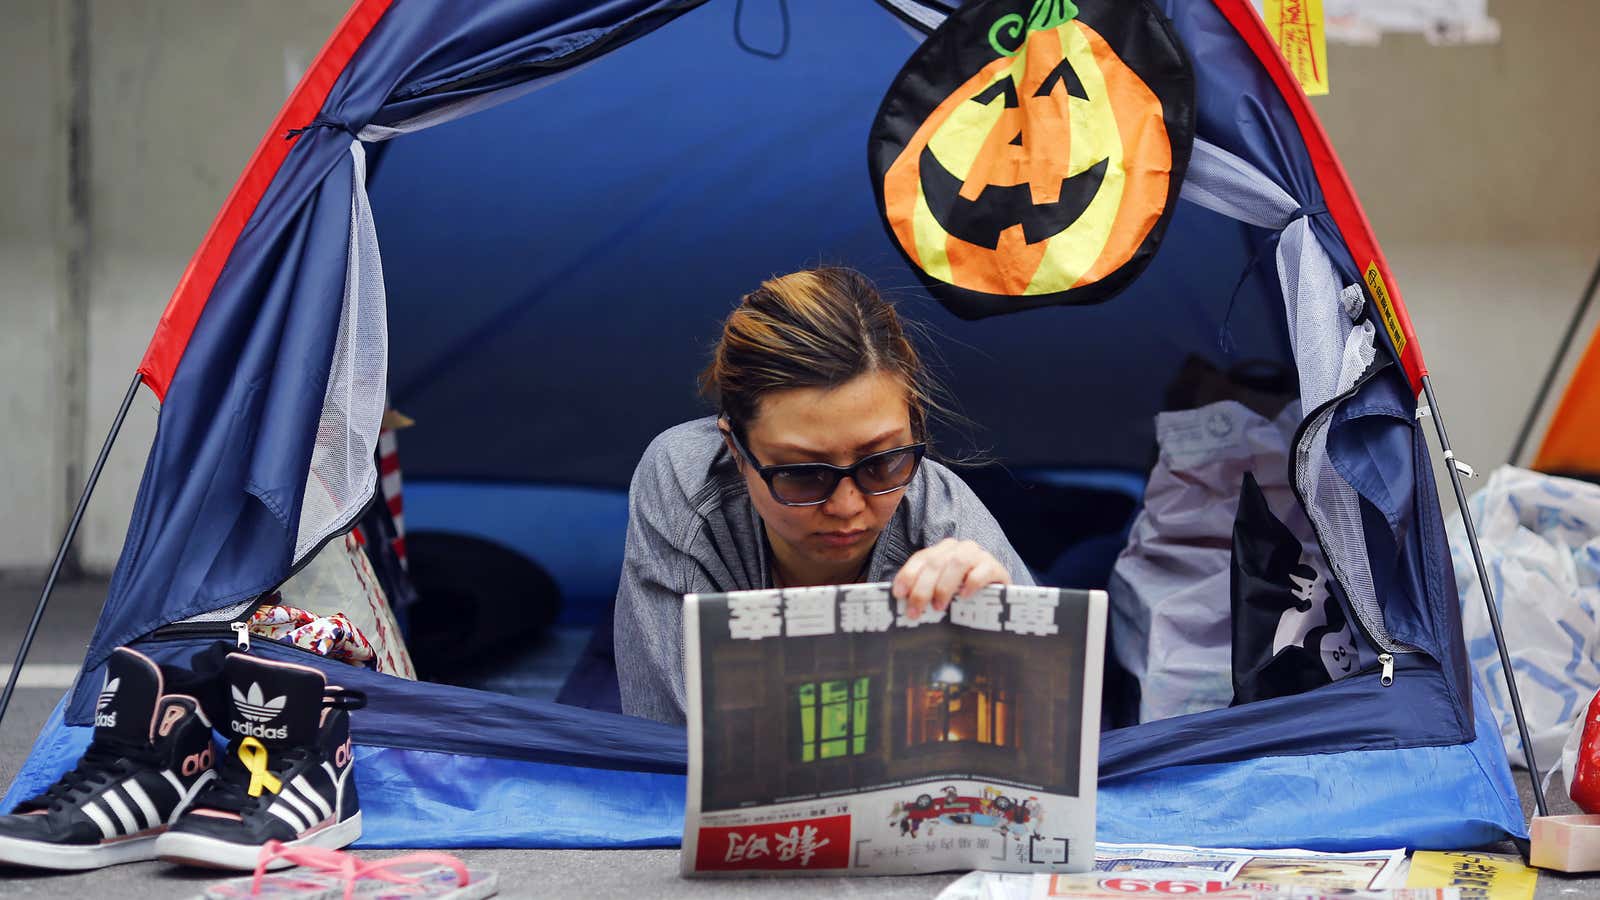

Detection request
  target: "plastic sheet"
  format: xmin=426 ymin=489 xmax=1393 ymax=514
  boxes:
xmin=1446 ymin=465 xmax=1600 ymax=771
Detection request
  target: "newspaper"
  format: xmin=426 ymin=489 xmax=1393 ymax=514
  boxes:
xmin=1094 ymin=843 xmax=1249 ymax=879
xmin=1406 ymin=851 xmax=1537 ymax=900
xmin=1093 ymin=844 xmax=1406 ymax=890
xmin=938 ymin=846 xmax=1412 ymax=900
xmin=1031 ymin=873 xmax=1457 ymax=900
xmin=682 ymin=583 xmax=1107 ymax=876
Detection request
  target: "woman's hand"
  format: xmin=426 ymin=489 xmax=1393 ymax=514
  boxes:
xmin=891 ymin=538 xmax=1013 ymax=620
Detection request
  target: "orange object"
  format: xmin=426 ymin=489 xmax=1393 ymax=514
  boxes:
xmin=882 ymin=19 xmax=1170 ymax=299
xmin=1534 ymin=327 xmax=1600 ymax=475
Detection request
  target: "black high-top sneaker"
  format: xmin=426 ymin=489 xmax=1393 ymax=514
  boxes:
xmin=155 ymin=653 xmax=364 ymax=869
xmin=0 ymin=647 xmax=218 ymax=870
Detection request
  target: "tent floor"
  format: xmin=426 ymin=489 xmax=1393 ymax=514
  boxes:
xmin=0 ymin=576 xmax=1588 ymax=898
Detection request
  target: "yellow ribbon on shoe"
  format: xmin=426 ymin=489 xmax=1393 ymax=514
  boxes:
xmin=238 ymin=737 xmax=283 ymax=798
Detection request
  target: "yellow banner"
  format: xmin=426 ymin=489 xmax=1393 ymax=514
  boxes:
xmin=1406 ymin=850 xmax=1538 ymax=900
xmin=1364 ymin=261 xmax=1407 ymax=357
xmin=1264 ymin=0 xmax=1330 ymax=95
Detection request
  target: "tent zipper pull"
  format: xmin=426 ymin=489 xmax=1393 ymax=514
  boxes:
xmin=231 ymin=621 xmax=251 ymax=651
xmin=1379 ymin=652 xmax=1394 ymax=686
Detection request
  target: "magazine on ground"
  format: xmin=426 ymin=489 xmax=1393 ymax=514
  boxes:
xmin=939 ymin=845 xmax=1424 ymax=900
xmin=1091 ymin=844 xmax=1407 ymax=889
xmin=682 ymin=582 xmax=1107 ymax=877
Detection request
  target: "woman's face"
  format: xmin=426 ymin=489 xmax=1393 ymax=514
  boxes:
xmin=732 ymin=370 xmax=916 ymax=584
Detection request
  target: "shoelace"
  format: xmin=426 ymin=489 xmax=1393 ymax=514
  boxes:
xmin=25 ymin=738 xmax=159 ymax=813
xmin=250 ymin=839 xmax=471 ymax=900
xmin=189 ymin=742 xmax=313 ymax=814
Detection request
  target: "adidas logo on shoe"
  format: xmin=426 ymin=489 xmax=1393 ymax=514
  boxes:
xmin=157 ymin=653 xmax=366 ymax=870
xmin=95 ymin=673 xmax=121 ymax=729
xmin=232 ymin=682 xmax=287 ymax=722
xmin=229 ymin=682 xmax=289 ymax=740
xmin=229 ymin=719 xmax=289 ymax=741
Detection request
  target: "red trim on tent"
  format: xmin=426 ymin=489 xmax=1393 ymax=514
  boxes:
xmin=1211 ymin=0 xmax=1427 ymax=391
xmin=136 ymin=0 xmax=393 ymax=402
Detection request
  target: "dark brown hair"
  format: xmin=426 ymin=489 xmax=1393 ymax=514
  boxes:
xmin=700 ymin=267 xmax=933 ymax=439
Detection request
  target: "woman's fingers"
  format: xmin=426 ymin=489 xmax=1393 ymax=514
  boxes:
xmin=907 ymin=557 xmax=945 ymax=619
xmin=957 ymin=556 xmax=1012 ymax=601
xmin=891 ymin=546 xmax=933 ymax=614
xmin=930 ymin=539 xmax=989 ymax=611
xmin=894 ymin=539 xmax=954 ymax=619
xmin=894 ymin=539 xmax=1014 ymax=619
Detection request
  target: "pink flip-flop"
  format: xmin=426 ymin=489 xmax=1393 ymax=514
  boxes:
xmin=197 ymin=840 xmax=497 ymax=900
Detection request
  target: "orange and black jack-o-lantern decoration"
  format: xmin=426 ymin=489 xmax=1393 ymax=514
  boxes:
xmin=869 ymin=0 xmax=1194 ymax=318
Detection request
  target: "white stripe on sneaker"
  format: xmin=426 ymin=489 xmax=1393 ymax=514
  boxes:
xmin=266 ymin=803 xmax=307 ymax=834
xmin=122 ymin=780 xmax=161 ymax=830
xmin=103 ymin=789 xmax=140 ymax=834
xmin=81 ymin=800 xmax=118 ymax=840
xmin=290 ymin=777 xmax=332 ymax=820
xmin=277 ymin=786 xmax=317 ymax=827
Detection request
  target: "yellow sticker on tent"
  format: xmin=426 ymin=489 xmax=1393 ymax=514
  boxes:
xmin=1264 ymin=0 xmax=1330 ymax=96
xmin=1406 ymin=851 xmax=1537 ymax=900
xmin=1364 ymin=261 xmax=1407 ymax=357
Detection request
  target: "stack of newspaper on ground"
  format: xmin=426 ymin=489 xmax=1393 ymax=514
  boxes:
xmin=939 ymin=843 xmax=1489 ymax=899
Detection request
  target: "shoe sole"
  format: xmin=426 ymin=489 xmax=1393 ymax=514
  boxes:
xmin=0 ymin=831 xmax=162 ymax=870
xmin=155 ymin=812 xmax=362 ymax=870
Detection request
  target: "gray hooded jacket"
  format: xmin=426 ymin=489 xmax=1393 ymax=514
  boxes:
xmin=613 ymin=416 xmax=1033 ymax=725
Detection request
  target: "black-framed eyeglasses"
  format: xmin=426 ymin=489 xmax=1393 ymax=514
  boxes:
xmin=725 ymin=426 xmax=927 ymax=507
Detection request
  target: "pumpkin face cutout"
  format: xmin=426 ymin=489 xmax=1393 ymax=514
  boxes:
xmin=870 ymin=0 xmax=1194 ymax=318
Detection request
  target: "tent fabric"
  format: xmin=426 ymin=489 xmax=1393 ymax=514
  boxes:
xmin=1175 ymin=131 xmax=1398 ymax=663
xmin=6 ymin=688 xmax=1524 ymax=852
xmin=1098 ymin=682 xmax=1527 ymax=850
xmin=136 ymin=0 xmax=394 ymax=402
xmin=86 ymin=0 xmax=713 ymax=685
xmin=9 ymin=0 xmax=1522 ymax=853
xmin=371 ymin=2 xmax=1291 ymax=488
xmin=6 ymin=662 xmax=1523 ymax=851
xmin=1179 ymin=138 xmax=1300 ymax=229
xmin=1202 ymin=1 xmax=1424 ymax=388
xmin=295 ymin=140 xmax=389 ymax=564
xmin=4 ymin=695 xmax=687 ymax=850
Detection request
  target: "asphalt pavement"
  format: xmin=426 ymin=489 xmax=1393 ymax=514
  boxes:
xmin=1 ymin=573 xmax=1596 ymax=898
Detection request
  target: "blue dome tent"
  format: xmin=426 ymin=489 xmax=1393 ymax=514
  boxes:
xmin=4 ymin=0 xmax=1532 ymax=852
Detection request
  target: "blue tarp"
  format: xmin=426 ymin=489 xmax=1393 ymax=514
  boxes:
xmin=8 ymin=0 xmax=1521 ymax=851
xmin=7 ymin=671 xmax=1523 ymax=849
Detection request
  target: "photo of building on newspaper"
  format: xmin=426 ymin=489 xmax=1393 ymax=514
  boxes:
xmin=683 ymin=583 xmax=1107 ymax=877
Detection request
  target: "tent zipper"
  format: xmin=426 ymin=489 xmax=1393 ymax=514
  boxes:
xmin=150 ymin=597 xmax=265 ymax=640
xmin=145 ymin=610 xmax=325 ymax=666
xmin=147 ymin=496 xmax=381 ymax=644
xmin=1287 ymin=356 xmax=1421 ymax=662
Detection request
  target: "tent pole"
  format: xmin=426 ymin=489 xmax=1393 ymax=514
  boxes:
xmin=0 ymin=372 xmax=142 ymax=731
xmin=1421 ymin=374 xmax=1547 ymax=818
xmin=1507 ymin=250 xmax=1600 ymax=467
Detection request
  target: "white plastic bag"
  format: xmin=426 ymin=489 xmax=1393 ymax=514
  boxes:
xmin=1560 ymin=710 xmax=1585 ymax=796
xmin=1109 ymin=400 xmax=1326 ymax=722
xmin=1447 ymin=465 xmax=1600 ymax=773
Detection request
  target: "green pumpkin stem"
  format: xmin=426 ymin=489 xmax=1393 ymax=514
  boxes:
xmin=988 ymin=0 xmax=1080 ymax=58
